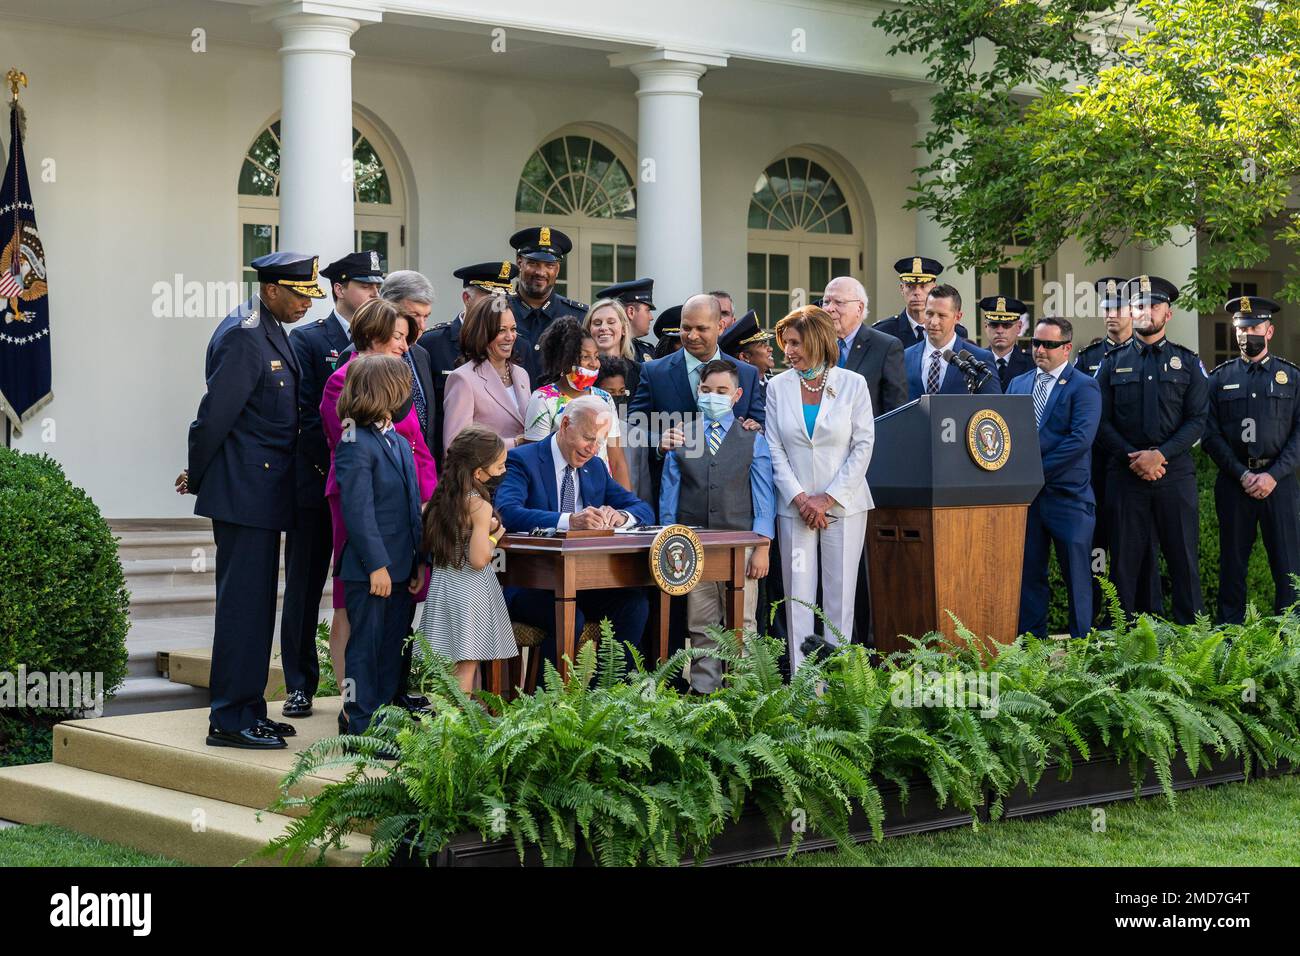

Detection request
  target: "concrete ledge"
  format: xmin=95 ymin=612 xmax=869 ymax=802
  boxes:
xmin=167 ymin=647 xmax=290 ymax=700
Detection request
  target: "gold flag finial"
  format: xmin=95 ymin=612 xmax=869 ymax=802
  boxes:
xmin=6 ymin=68 xmax=26 ymax=102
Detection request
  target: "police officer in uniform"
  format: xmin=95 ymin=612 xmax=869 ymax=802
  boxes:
xmin=1076 ymin=276 xmax=1162 ymax=621
xmin=506 ymin=226 xmax=587 ymax=382
xmin=418 ymin=260 xmax=518 ymax=468
xmin=595 ymin=277 xmax=658 ymax=363
xmin=1202 ymin=296 xmax=1300 ymax=622
xmin=1095 ymin=275 xmax=1209 ymax=624
xmin=874 ymin=256 xmax=968 ymax=347
xmin=278 ymin=251 xmax=383 ymax=719
xmin=179 ymin=252 xmax=323 ymax=748
xmin=979 ymin=295 xmax=1034 ymax=391
xmin=720 ymin=310 xmax=774 ymax=401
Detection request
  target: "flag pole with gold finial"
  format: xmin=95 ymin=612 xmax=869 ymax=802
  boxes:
xmin=5 ymin=68 xmax=26 ymax=324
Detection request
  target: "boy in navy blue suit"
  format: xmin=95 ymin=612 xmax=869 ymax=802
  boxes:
xmin=333 ymin=354 xmax=424 ymax=737
xmin=496 ymin=396 xmax=655 ymax=674
xmin=1006 ymin=317 xmax=1102 ymax=637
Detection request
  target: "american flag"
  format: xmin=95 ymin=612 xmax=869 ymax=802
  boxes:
xmin=0 ymin=257 xmax=19 ymax=298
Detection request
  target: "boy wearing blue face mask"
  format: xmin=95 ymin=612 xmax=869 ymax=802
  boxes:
xmin=659 ymin=359 xmax=776 ymax=693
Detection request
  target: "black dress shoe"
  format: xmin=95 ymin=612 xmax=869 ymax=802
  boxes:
xmin=255 ymin=716 xmax=297 ymax=738
xmin=394 ymin=692 xmax=430 ymax=710
xmin=337 ymin=711 xmax=349 ymax=735
xmin=281 ymin=690 xmax=313 ymax=718
xmin=206 ymin=724 xmax=287 ymax=750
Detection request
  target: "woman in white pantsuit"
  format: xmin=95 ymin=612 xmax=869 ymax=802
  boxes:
xmin=766 ymin=305 xmax=875 ymax=673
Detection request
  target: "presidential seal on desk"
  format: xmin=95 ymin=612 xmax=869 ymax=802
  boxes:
xmin=649 ymin=524 xmax=704 ymax=595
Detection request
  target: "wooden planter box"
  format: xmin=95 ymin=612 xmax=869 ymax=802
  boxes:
xmin=390 ymin=752 xmax=1289 ymax=867
xmin=392 ymin=776 xmax=978 ymax=868
xmin=998 ymin=753 xmax=1247 ymax=820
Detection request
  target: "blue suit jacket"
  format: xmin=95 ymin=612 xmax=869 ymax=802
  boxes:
xmin=1006 ymin=364 xmax=1101 ymax=504
xmin=188 ymin=296 xmax=301 ymax=530
xmin=904 ymin=337 xmax=1003 ymax=399
xmin=333 ymin=425 xmax=423 ymax=582
xmin=289 ymin=312 xmax=350 ymax=506
xmin=496 ymin=438 xmax=655 ymax=532
xmin=629 ymin=348 xmax=766 ymax=427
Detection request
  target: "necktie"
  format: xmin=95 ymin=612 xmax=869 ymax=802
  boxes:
xmin=997 ymin=357 xmax=1007 ymax=375
xmin=926 ymin=351 xmax=942 ymax=394
xmin=1142 ymin=345 xmax=1161 ymax=444
xmin=707 ymin=421 xmax=724 ymax=455
xmin=1033 ymin=371 xmax=1052 ymax=428
xmin=560 ymin=465 xmax=576 ymax=513
xmin=837 ymin=337 xmax=848 ymax=368
xmin=404 ymin=353 xmax=428 ymax=431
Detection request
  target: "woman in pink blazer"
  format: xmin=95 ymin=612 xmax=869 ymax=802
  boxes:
xmin=441 ymin=293 xmax=531 ymax=454
xmin=321 ymin=298 xmax=437 ymax=686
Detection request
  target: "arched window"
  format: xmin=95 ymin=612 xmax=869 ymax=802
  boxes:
xmin=237 ymin=116 xmax=406 ymax=284
xmin=515 ymin=131 xmax=637 ymax=305
xmin=746 ymin=153 xmax=862 ymax=325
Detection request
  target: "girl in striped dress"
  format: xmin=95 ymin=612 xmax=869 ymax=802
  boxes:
xmin=416 ymin=424 xmax=518 ymax=693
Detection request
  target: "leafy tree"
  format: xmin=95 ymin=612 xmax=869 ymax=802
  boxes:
xmin=875 ymin=0 xmax=1300 ymax=311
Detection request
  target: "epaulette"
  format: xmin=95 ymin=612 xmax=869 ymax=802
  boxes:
xmin=556 ymin=294 xmax=588 ymax=311
xmin=1273 ymin=355 xmax=1300 ymax=373
xmin=1209 ymin=358 xmax=1235 ymax=375
xmin=315 ymin=318 xmax=326 ymax=326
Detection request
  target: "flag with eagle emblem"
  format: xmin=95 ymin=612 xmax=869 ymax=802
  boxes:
xmin=1 ymin=91 xmax=51 ymax=436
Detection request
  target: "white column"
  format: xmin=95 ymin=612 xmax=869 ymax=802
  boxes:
xmin=255 ymin=2 xmax=380 ymax=316
xmin=1141 ymin=227 xmax=1200 ymax=349
xmin=892 ymin=87 xmax=977 ymax=317
xmin=610 ymin=49 xmax=727 ymax=313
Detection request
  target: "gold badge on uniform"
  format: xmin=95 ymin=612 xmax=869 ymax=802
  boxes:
xmin=270 ymin=360 xmax=283 ymax=371
xmin=1170 ymin=356 xmax=1182 ymax=370
xmin=1277 ymin=369 xmax=1288 ymax=385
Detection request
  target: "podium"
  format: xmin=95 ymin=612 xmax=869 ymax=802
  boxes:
xmin=866 ymin=394 xmax=1043 ymax=654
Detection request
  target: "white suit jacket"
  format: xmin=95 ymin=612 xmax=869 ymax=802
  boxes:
xmin=765 ymin=365 xmax=875 ymax=517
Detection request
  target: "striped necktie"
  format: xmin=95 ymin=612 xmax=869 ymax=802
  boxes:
xmin=1033 ymin=371 xmax=1052 ymax=428
xmin=926 ymin=350 xmax=942 ymax=394
xmin=706 ymin=420 xmax=724 ymax=455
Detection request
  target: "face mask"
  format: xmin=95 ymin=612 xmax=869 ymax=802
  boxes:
xmin=568 ymin=366 xmax=598 ymax=390
xmin=1239 ymin=334 xmax=1266 ymax=358
xmin=697 ymin=392 xmax=734 ymax=422
xmin=481 ymin=473 xmax=504 ymax=500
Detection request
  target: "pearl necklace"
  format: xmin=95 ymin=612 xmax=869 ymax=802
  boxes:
xmin=798 ymin=366 xmax=829 ymax=393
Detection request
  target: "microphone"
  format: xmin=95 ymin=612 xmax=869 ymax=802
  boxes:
xmin=942 ymin=348 xmax=991 ymax=391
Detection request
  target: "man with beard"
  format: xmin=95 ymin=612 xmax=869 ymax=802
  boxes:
xmin=1094 ymin=275 xmax=1208 ymax=623
xmin=506 ymin=226 xmax=587 ymax=382
xmin=874 ymin=255 xmax=968 ymax=348
xmin=1202 ymin=296 xmax=1300 ymax=623
xmin=1076 ymin=276 xmax=1162 ymax=621
xmin=178 ymin=252 xmax=322 ymax=749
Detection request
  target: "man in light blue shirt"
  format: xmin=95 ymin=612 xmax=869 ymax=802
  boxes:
xmin=659 ymin=359 xmax=775 ymax=693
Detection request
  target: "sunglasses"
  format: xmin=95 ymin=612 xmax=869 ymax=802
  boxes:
xmin=1031 ymin=338 xmax=1071 ymax=350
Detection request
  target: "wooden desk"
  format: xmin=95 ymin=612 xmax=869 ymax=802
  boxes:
xmin=494 ymin=529 xmax=764 ymax=691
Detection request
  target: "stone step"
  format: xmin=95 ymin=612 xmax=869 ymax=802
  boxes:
xmin=127 ymin=579 xmax=334 ymax=620
xmin=47 ymin=703 xmax=353 ymax=818
xmin=101 ymin=676 xmax=210 ymax=717
xmin=115 ymin=532 xmax=217 ymax=561
xmin=0 ymin=762 xmax=365 ymax=866
xmin=165 ymin=646 xmax=293 ymax=702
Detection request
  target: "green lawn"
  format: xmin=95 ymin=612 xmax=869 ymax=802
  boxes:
xmin=754 ymin=775 xmax=1300 ymax=867
xmin=1 ymin=776 xmax=1295 ymax=867
xmin=0 ymin=824 xmax=185 ymax=867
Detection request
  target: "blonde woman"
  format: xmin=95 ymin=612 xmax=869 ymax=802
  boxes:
xmin=585 ymin=298 xmax=640 ymax=395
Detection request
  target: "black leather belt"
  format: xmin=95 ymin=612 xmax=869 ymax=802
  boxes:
xmin=1248 ymin=457 xmax=1273 ymax=470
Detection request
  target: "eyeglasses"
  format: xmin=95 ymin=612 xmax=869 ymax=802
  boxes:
xmin=1031 ymin=338 xmax=1071 ymax=350
xmin=821 ymin=297 xmax=862 ymax=309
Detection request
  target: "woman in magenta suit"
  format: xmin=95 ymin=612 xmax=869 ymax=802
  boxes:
xmin=441 ymin=293 xmax=531 ymax=455
xmin=321 ymin=297 xmax=436 ymax=687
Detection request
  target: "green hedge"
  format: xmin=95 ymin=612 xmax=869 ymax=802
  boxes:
xmin=1046 ymin=447 xmax=1273 ymax=634
xmin=0 ymin=447 xmax=129 ymax=764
